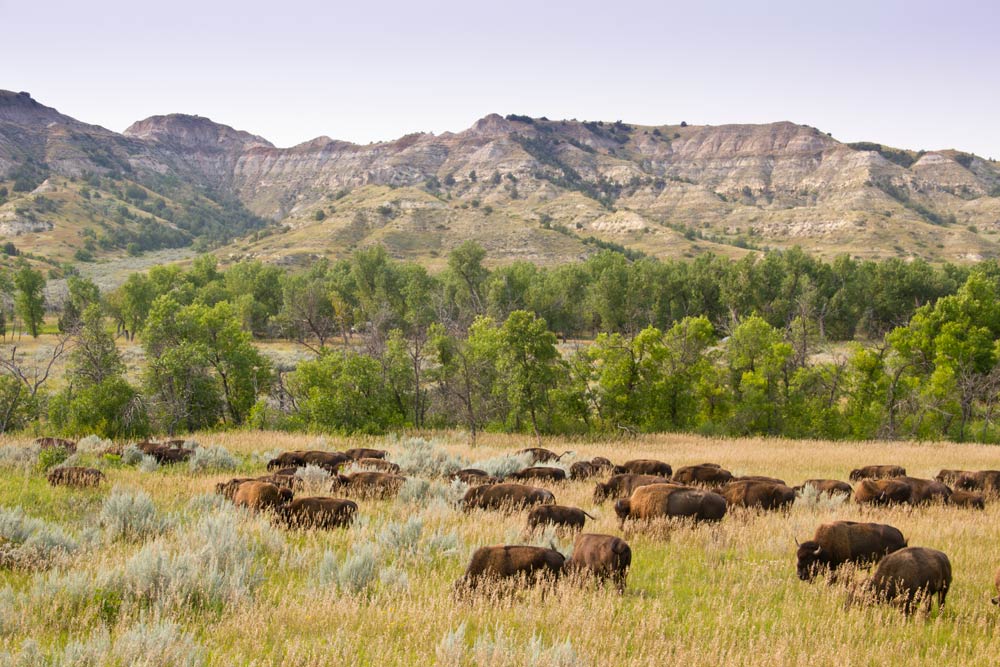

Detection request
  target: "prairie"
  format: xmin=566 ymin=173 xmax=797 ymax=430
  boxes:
xmin=1 ymin=431 xmax=999 ymax=666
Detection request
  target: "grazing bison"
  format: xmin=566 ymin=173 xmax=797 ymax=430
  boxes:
xmin=451 ymin=469 xmax=500 ymax=486
xmin=735 ymin=475 xmax=787 ymax=486
xmin=216 ymin=477 xmax=258 ymax=500
xmin=993 ymin=567 xmax=1000 ymax=605
xmin=46 ymin=466 xmax=105 ymax=487
xmin=861 ymin=547 xmax=952 ymax=613
xmin=720 ymin=479 xmax=796 ymax=511
xmin=461 ymin=483 xmax=555 ymax=511
xmin=302 ymin=451 xmax=351 ymax=471
xmin=267 ymin=451 xmax=308 ymax=470
xmin=344 ymin=448 xmax=388 ymax=461
xmin=796 ymin=479 xmax=853 ymax=496
xmin=949 ymin=489 xmax=985 ymax=509
xmin=34 ymin=437 xmax=77 ymax=453
xmin=455 ymin=545 xmax=565 ymax=591
xmin=516 ymin=448 xmax=568 ymax=464
xmin=795 ymin=521 xmax=906 ymax=581
xmin=569 ymin=461 xmax=598 ymax=480
xmin=353 ymin=458 xmax=400 ymax=473
xmin=565 ymin=533 xmax=631 ymax=593
xmin=233 ymin=481 xmax=292 ymax=512
xmin=526 ymin=505 xmax=593 ymax=531
xmin=848 ymin=465 xmax=906 ymax=481
xmin=671 ymin=464 xmax=733 ymax=487
xmin=281 ymin=497 xmax=357 ymax=529
xmin=338 ymin=472 xmax=406 ymax=498
xmin=935 ymin=469 xmax=973 ymax=486
xmin=590 ymin=457 xmax=615 ymax=473
xmin=853 ymin=478 xmax=912 ymax=506
xmin=614 ymin=483 xmax=726 ymax=525
xmin=956 ymin=470 xmax=1000 ymax=495
xmin=900 ymin=477 xmax=951 ymax=505
xmin=509 ymin=466 xmax=567 ymax=483
xmin=615 ymin=459 xmax=673 ymax=477
xmin=592 ymin=474 xmax=671 ymax=503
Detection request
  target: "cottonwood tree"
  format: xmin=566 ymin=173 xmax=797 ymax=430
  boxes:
xmin=13 ymin=265 xmax=45 ymax=338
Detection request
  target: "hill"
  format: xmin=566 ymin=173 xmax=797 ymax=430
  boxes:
xmin=2 ymin=90 xmax=1000 ymax=274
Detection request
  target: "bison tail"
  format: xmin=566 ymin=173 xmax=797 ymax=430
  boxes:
xmin=555 ymin=451 xmax=573 ymax=461
xmin=582 ymin=510 xmax=596 ymax=520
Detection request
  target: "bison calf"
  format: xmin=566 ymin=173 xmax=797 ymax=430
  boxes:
xmin=949 ymin=489 xmax=985 ymax=509
xmin=526 ymin=505 xmax=593 ymax=531
xmin=46 ymin=466 xmax=105 ymax=488
xmin=796 ymin=521 xmax=906 ymax=581
xmin=455 ymin=545 xmax=564 ymax=592
xmin=565 ymin=533 xmax=631 ymax=593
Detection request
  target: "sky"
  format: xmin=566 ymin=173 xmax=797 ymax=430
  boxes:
xmin=2 ymin=0 xmax=998 ymax=157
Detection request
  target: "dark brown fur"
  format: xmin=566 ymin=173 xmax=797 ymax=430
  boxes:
xmin=516 ymin=447 xmax=569 ymax=464
xmin=233 ymin=481 xmax=293 ymax=512
xmin=848 ymin=465 xmax=906 ymax=481
xmin=461 ymin=483 xmax=555 ymax=511
xmin=795 ymin=521 xmax=906 ymax=581
xmin=592 ymin=474 xmax=671 ymax=503
xmin=525 ymin=505 xmax=593 ymax=530
xmin=853 ymin=478 xmax=912 ymax=506
xmin=565 ymin=533 xmax=631 ymax=592
xmin=46 ymin=466 xmax=105 ymax=487
xmin=671 ymin=464 xmax=733 ymax=487
xmin=353 ymin=458 xmax=400 ymax=473
xmin=720 ymin=479 xmax=796 ymax=510
xmin=796 ymin=479 xmax=853 ymax=496
xmin=862 ymin=547 xmax=951 ymax=614
xmin=948 ymin=489 xmax=985 ymax=509
xmin=899 ymin=476 xmax=952 ymax=505
xmin=34 ymin=437 xmax=77 ymax=453
xmin=455 ymin=545 xmax=565 ymax=591
xmin=615 ymin=459 xmax=673 ymax=477
xmin=569 ymin=461 xmax=598 ymax=480
xmin=509 ymin=466 xmax=567 ymax=483
xmin=344 ymin=448 xmax=388 ymax=460
xmin=338 ymin=472 xmax=406 ymax=498
xmin=280 ymin=497 xmax=357 ymax=529
xmin=956 ymin=470 xmax=1000 ymax=495
xmin=614 ymin=483 xmax=726 ymax=525
xmin=451 ymin=469 xmax=500 ymax=485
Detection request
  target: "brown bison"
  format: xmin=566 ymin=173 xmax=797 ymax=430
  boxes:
xmin=565 ymin=533 xmax=631 ymax=593
xmin=860 ymin=547 xmax=952 ymax=614
xmin=900 ymin=477 xmax=952 ymax=505
xmin=935 ymin=469 xmax=973 ymax=486
xmin=216 ymin=477 xmax=258 ymax=500
xmin=344 ymin=448 xmax=388 ymax=460
xmin=337 ymin=472 xmax=406 ymax=498
xmin=592 ymin=474 xmax=671 ymax=503
xmin=267 ymin=450 xmax=308 ymax=470
xmin=302 ymin=451 xmax=351 ymax=471
xmin=735 ymin=475 xmax=787 ymax=485
xmin=233 ymin=481 xmax=293 ymax=512
xmin=956 ymin=470 xmax=1000 ymax=495
xmin=451 ymin=469 xmax=500 ymax=486
xmin=614 ymin=483 xmax=726 ymax=525
xmin=516 ymin=447 xmax=568 ymax=464
xmin=46 ymin=466 xmax=105 ymax=487
xmin=795 ymin=521 xmax=906 ymax=581
xmin=948 ymin=489 xmax=985 ymax=509
xmin=281 ymin=497 xmax=357 ymax=529
xmin=35 ymin=437 xmax=77 ymax=453
xmin=992 ymin=567 xmax=1000 ymax=605
xmin=526 ymin=505 xmax=594 ymax=531
xmin=590 ymin=457 xmax=616 ymax=473
xmin=569 ymin=461 xmax=598 ymax=480
xmin=796 ymin=479 xmax=853 ymax=496
xmin=353 ymin=458 xmax=401 ymax=473
xmin=853 ymin=478 xmax=912 ymax=506
xmin=455 ymin=545 xmax=565 ymax=591
xmin=461 ymin=483 xmax=555 ymax=511
xmin=614 ymin=459 xmax=673 ymax=477
xmin=509 ymin=466 xmax=567 ymax=483
xmin=720 ymin=479 xmax=796 ymax=511
xmin=671 ymin=464 xmax=733 ymax=487
xmin=848 ymin=465 xmax=906 ymax=481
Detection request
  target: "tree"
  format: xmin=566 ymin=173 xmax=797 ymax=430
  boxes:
xmin=115 ymin=273 xmax=155 ymax=340
xmin=445 ymin=241 xmax=489 ymax=322
xmin=66 ymin=304 xmax=125 ymax=385
xmin=495 ymin=311 xmax=563 ymax=439
xmin=278 ymin=265 xmax=337 ymax=353
xmin=14 ymin=265 xmax=45 ymax=338
xmin=58 ymin=276 xmax=101 ymax=333
xmin=429 ymin=320 xmax=500 ymax=443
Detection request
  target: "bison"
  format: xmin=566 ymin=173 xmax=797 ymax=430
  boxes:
xmin=344 ymin=448 xmax=388 ymax=460
xmin=509 ymin=466 xmax=567 ymax=483
xmin=590 ymin=457 xmax=616 ymax=473
xmin=34 ymin=437 xmax=77 ymax=453
xmin=948 ymin=489 xmax=985 ymax=509
xmin=593 ymin=474 xmax=671 ymax=503
xmin=516 ymin=448 xmax=568 ymax=464
xmin=233 ymin=481 xmax=293 ymax=512
xmin=46 ymin=466 xmax=105 ymax=488
xmin=956 ymin=470 xmax=1000 ymax=495
xmin=860 ymin=547 xmax=951 ymax=614
xmin=526 ymin=505 xmax=593 ymax=531
xmin=451 ymin=469 xmax=500 ymax=486
xmin=455 ymin=545 xmax=564 ymax=591
xmin=461 ymin=483 xmax=555 ymax=511
xmin=671 ymin=464 xmax=733 ymax=487
xmin=795 ymin=521 xmax=906 ymax=581
xmin=614 ymin=483 xmax=726 ymax=525
xmin=993 ymin=567 xmax=1000 ymax=605
xmin=853 ymin=478 xmax=912 ymax=506
xmin=935 ymin=469 xmax=973 ymax=486
xmin=337 ymin=472 xmax=406 ymax=499
xmin=353 ymin=458 xmax=400 ymax=473
xmin=614 ymin=459 xmax=673 ymax=477
xmin=281 ymin=497 xmax=357 ymax=529
xmin=899 ymin=477 xmax=951 ymax=505
xmin=796 ymin=479 xmax=852 ymax=497
xmin=565 ymin=533 xmax=631 ymax=593
xmin=848 ymin=465 xmax=906 ymax=481
xmin=569 ymin=461 xmax=598 ymax=480
xmin=720 ymin=479 xmax=796 ymax=511
xmin=734 ymin=475 xmax=787 ymax=486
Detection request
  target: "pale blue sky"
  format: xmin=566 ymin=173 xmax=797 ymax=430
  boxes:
xmin=3 ymin=0 xmax=998 ymax=157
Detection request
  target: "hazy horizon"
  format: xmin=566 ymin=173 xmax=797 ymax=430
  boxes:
xmin=3 ymin=0 xmax=998 ymax=157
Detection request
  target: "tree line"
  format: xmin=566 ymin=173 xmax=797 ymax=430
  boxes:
xmin=1 ymin=242 xmax=999 ymax=443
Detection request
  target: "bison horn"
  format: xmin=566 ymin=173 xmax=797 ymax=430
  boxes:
xmin=812 ymin=545 xmax=822 ymax=555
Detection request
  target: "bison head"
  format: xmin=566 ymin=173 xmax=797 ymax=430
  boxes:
xmin=593 ymin=483 xmax=610 ymax=504
xmin=848 ymin=469 xmax=862 ymax=481
xmin=613 ymin=499 xmax=631 ymax=523
xmin=795 ymin=540 xmax=827 ymax=581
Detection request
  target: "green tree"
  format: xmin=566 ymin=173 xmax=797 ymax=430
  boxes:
xmin=494 ymin=311 xmax=563 ymax=439
xmin=14 ymin=265 xmax=45 ymax=337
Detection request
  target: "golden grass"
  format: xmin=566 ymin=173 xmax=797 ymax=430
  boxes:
xmin=1 ymin=430 xmax=1000 ymax=666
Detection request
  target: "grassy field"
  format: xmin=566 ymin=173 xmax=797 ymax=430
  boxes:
xmin=1 ymin=431 xmax=1000 ymax=666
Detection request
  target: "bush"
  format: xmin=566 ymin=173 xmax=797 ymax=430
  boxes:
xmin=121 ymin=445 xmax=143 ymax=466
xmin=0 ymin=443 xmax=40 ymax=470
xmin=0 ymin=507 xmax=77 ymax=569
xmin=99 ymin=489 xmax=168 ymax=542
xmin=187 ymin=444 xmax=238 ymax=473
xmin=335 ymin=543 xmax=379 ymax=594
xmin=37 ymin=446 xmax=70 ymax=472
xmin=390 ymin=437 xmax=466 ymax=478
xmin=76 ymin=435 xmax=113 ymax=454
xmin=113 ymin=621 xmax=204 ymax=667
xmin=473 ymin=452 xmax=533 ymax=479
xmin=294 ymin=464 xmax=331 ymax=494
xmin=376 ymin=518 xmax=423 ymax=556
xmin=138 ymin=455 xmax=160 ymax=473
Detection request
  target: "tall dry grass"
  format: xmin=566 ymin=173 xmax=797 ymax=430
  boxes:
xmin=1 ymin=430 xmax=999 ymax=665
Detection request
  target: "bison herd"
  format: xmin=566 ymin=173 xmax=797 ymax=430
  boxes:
xmin=29 ymin=436 xmax=1000 ymax=614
